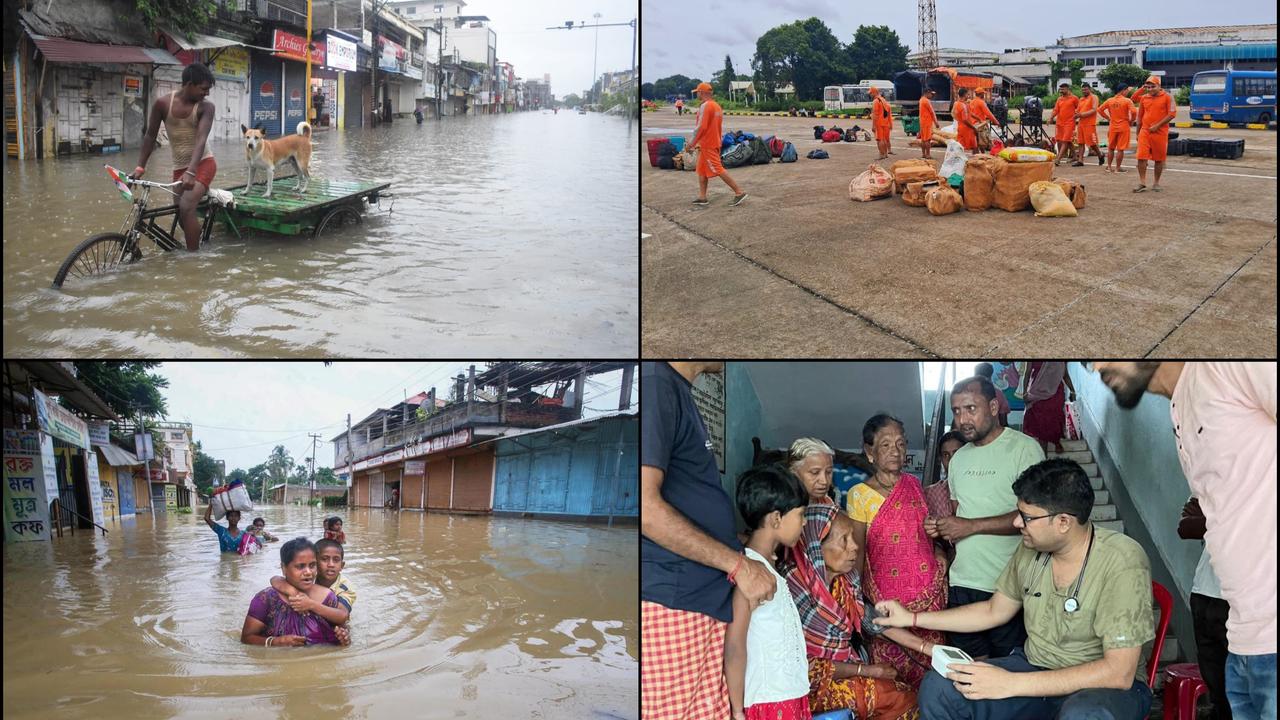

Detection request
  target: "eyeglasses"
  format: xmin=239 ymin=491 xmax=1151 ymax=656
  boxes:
xmin=1018 ymin=509 xmax=1058 ymax=525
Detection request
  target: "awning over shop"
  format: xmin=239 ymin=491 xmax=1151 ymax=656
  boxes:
xmin=96 ymin=443 xmax=141 ymax=467
xmin=162 ymin=28 xmax=243 ymax=51
xmin=30 ymin=34 xmax=180 ymax=65
xmin=1145 ymin=43 xmax=1277 ymax=63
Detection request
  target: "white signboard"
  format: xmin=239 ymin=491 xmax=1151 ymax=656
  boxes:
xmin=691 ymin=371 xmax=726 ymax=473
xmin=327 ymin=34 xmax=357 ymax=72
xmin=88 ymin=421 xmax=111 ymax=446
xmin=135 ymin=433 xmax=154 ymax=461
xmin=404 ymin=460 xmax=425 ymax=475
xmin=40 ymin=432 xmax=59 ymax=498
xmin=84 ymin=453 xmax=105 ymax=527
xmin=4 ymin=429 xmax=53 ymax=542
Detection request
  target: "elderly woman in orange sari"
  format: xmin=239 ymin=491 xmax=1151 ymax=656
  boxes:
xmin=780 ymin=503 xmax=923 ymax=719
xmin=789 ymin=437 xmax=836 ymax=506
xmin=846 ymin=414 xmax=948 ymax=690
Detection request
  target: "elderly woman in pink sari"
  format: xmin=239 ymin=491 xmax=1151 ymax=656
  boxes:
xmin=1020 ymin=361 xmax=1077 ymax=454
xmin=846 ymin=414 xmax=948 ymax=689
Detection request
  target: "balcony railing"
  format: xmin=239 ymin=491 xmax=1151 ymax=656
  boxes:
xmin=340 ymin=401 xmax=579 ymax=464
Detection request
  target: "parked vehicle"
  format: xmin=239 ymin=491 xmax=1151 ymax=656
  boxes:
xmin=822 ymin=80 xmax=895 ymax=112
xmin=1189 ymin=69 xmax=1276 ymax=124
xmin=893 ymin=67 xmax=995 ymax=119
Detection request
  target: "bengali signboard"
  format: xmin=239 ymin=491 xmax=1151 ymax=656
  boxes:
xmin=4 ymin=429 xmax=52 ymax=542
xmin=350 ymin=429 xmax=472 ymax=473
xmin=32 ymin=388 xmax=90 ymax=449
xmin=211 ymin=46 xmax=249 ymax=80
xmin=326 ymin=34 xmax=357 ymax=72
xmin=691 ymin=372 xmax=726 ymax=473
xmin=88 ymin=421 xmax=111 ymax=447
xmin=164 ymin=483 xmax=177 ymax=510
xmin=404 ymin=460 xmax=425 ymax=475
xmin=40 ymin=433 xmax=58 ymax=498
xmin=84 ymin=454 xmax=105 ymax=526
xmin=135 ymin=432 xmax=155 ymax=461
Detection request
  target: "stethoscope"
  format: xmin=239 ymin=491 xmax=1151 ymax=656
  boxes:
xmin=1023 ymin=524 xmax=1095 ymax=613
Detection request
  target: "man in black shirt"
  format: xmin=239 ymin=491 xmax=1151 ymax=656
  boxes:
xmin=641 ymin=361 xmax=776 ymax=720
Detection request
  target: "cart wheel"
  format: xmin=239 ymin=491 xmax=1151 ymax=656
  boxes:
xmin=52 ymin=232 xmax=143 ymax=289
xmin=313 ymin=204 xmax=363 ymax=238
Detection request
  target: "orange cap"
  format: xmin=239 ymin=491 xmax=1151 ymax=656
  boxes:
xmin=1146 ymin=75 xmax=1161 ymax=86
xmin=694 ymin=82 xmax=713 ymax=93
xmin=869 ymin=86 xmax=880 ymax=96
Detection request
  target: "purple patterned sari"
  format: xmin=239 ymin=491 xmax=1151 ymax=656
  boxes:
xmin=247 ymin=587 xmax=341 ymax=645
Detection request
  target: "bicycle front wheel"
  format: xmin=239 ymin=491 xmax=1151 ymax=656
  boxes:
xmin=51 ymin=232 xmax=143 ymax=289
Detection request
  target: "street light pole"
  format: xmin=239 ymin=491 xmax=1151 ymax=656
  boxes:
xmin=591 ymin=12 xmax=601 ymax=107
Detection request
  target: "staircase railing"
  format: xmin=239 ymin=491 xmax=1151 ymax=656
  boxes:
xmin=51 ymin=500 xmax=109 ymax=537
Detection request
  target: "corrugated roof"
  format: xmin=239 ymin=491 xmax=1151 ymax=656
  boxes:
xmin=31 ymin=35 xmax=179 ymax=65
xmin=96 ymin=443 xmax=141 ymax=466
xmin=472 ymin=409 xmax=637 ymax=447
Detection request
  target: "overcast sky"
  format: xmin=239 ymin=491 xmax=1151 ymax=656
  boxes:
xmin=156 ymin=362 xmax=635 ymax=474
xmin=464 ymin=0 xmax=636 ymax=97
xmin=641 ymin=0 xmax=1275 ymax=82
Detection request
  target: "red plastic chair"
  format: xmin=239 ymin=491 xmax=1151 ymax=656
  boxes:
xmin=1162 ymin=664 xmax=1208 ymax=720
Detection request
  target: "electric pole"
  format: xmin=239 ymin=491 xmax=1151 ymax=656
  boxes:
xmin=591 ymin=12 xmax=601 ymax=107
xmin=309 ymin=433 xmax=321 ymax=507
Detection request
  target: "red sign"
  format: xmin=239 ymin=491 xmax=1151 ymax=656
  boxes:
xmin=272 ymin=29 xmax=326 ymax=65
xmin=260 ymin=81 xmax=275 ymax=98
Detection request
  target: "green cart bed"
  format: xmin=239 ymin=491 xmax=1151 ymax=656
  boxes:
xmin=202 ymin=176 xmax=392 ymax=238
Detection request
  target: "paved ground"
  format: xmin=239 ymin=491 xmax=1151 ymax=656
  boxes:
xmin=642 ymin=107 xmax=1277 ymax=357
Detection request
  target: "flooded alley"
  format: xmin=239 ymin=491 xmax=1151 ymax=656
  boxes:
xmin=2 ymin=504 xmax=638 ymax=719
xmin=4 ymin=112 xmax=638 ymax=356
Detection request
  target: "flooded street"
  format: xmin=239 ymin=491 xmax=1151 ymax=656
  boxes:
xmin=2 ymin=505 xmax=638 ymax=719
xmin=3 ymin=113 xmax=638 ymax=356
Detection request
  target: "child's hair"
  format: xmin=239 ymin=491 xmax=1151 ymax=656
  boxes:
xmin=252 ymin=517 xmax=265 ymax=526
xmin=181 ymin=62 xmax=215 ymax=87
xmin=735 ymin=463 xmax=809 ymax=531
xmin=324 ymin=516 xmax=342 ymax=530
xmin=280 ymin=537 xmax=316 ymax=566
xmin=314 ymin=538 xmax=344 ymax=558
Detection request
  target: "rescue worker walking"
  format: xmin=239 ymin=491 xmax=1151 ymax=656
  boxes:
xmin=1132 ymin=76 xmax=1177 ymax=193
xmin=969 ymin=89 xmax=999 ymax=152
xmin=1072 ymin=85 xmax=1103 ymax=166
xmin=1049 ymin=83 xmax=1079 ymax=165
xmin=871 ymin=86 xmax=894 ymax=160
xmin=1099 ymin=85 xmax=1136 ymax=173
xmin=689 ymin=82 xmax=747 ymax=206
xmin=917 ymin=87 xmax=938 ymax=160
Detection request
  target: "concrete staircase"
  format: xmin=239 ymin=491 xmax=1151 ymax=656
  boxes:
xmin=1043 ymin=436 xmax=1180 ymax=666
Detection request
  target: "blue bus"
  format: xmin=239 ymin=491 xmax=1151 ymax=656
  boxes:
xmin=1189 ymin=69 xmax=1277 ymax=124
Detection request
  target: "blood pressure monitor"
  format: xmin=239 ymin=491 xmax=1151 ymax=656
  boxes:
xmin=931 ymin=644 xmax=974 ymax=677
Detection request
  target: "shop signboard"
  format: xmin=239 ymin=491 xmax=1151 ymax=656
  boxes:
xmin=404 ymin=460 xmax=426 ymax=475
xmin=273 ymin=29 xmax=326 ymax=65
xmin=135 ymin=432 xmax=154 ymax=461
xmin=4 ymin=429 xmax=53 ymax=542
xmin=212 ymin=46 xmax=250 ymax=80
xmin=88 ymin=421 xmax=111 ymax=446
xmin=164 ymin=483 xmax=177 ymax=510
xmin=123 ymin=75 xmax=143 ymax=97
xmin=84 ymin=455 xmax=105 ymax=527
xmin=326 ymin=34 xmax=357 ymax=72
xmin=40 ymin=434 xmax=58 ymax=498
xmin=32 ymin=388 xmax=90 ymax=449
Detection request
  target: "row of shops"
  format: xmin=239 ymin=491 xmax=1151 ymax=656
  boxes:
xmin=3 ymin=362 xmax=193 ymax=543
xmin=6 ymin=0 xmax=531 ymax=160
xmin=345 ymin=413 xmax=637 ymax=520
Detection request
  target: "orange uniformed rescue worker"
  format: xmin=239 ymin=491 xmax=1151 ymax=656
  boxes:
xmin=871 ymin=86 xmax=894 ymax=160
xmin=952 ymin=87 xmax=977 ymax=152
xmin=917 ymin=87 xmax=938 ymax=159
xmin=1072 ymin=85 xmax=1103 ymax=166
xmin=1098 ymin=85 xmax=1136 ymax=173
xmin=1049 ymin=83 xmax=1079 ymax=165
xmin=1132 ymin=75 xmax=1177 ymax=193
xmin=969 ymin=89 xmax=998 ymax=151
xmin=689 ymin=82 xmax=747 ymax=207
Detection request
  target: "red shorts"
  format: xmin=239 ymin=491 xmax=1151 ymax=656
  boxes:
xmin=1137 ymin=131 xmax=1168 ymax=162
xmin=695 ymin=145 xmax=724 ymax=179
xmin=874 ymin=125 xmax=890 ymax=141
xmin=173 ymin=156 xmax=217 ymax=188
xmin=641 ymin=601 xmax=729 ymax=720
xmin=1055 ymin=121 xmax=1075 ymax=142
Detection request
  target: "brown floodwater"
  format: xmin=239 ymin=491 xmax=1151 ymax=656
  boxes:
xmin=1 ymin=505 xmax=637 ymax=719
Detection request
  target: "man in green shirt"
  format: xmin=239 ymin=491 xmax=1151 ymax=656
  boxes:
xmin=926 ymin=375 xmax=1044 ymax=659
xmin=876 ymin=458 xmax=1154 ymax=720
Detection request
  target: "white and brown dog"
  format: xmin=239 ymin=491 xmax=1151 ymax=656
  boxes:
xmin=240 ymin=121 xmax=313 ymax=198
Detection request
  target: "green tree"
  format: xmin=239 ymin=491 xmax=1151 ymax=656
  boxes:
xmin=561 ymin=92 xmax=583 ymax=108
xmin=752 ymin=18 xmax=846 ymax=101
xmin=1068 ymin=59 xmax=1085 ymax=88
xmin=315 ymin=467 xmax=341 ymax=485
xmin=1097 ymin=63 xmax=1149 ymax=93
xmin=128 ymin=0 xmax=218 ymax=38
xmin=1049 ymin=59 xmax=1067 ymax=89
xmin=650 ymin=74 xmax=698 ymax=99
xmin=844 ymin=25 xmax=909 ymax=84
xmin=640 ymin=83 xmax=654 ymax=100
xmin=75 ymin=362 xmax=169 ymax=419
xmin=191 ymin=440 xmax=221 ymax=497
xmin=266 ymin=445 xmax=294 ymax=496
xmin=244 ymin=463 xmax=268 ymax=502
xmin=712 ymin=55 xmax=737 ymax=95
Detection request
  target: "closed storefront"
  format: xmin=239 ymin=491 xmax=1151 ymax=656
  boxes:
xmin=451 ymin=451 xmax=494 ymax=512
xmin=426 ymin=457 xmax=451 ymax=509
xmin=401 ymin=461 xmax=425 ymax=510
xmin=369 ymin=470 xmax=385 ymax=507
xmin=250 ymin=53 xmax=285 ymax=136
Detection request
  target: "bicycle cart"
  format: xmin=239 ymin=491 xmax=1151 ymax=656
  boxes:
xmin=52 ymin=166 xmax=392 ymax=289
